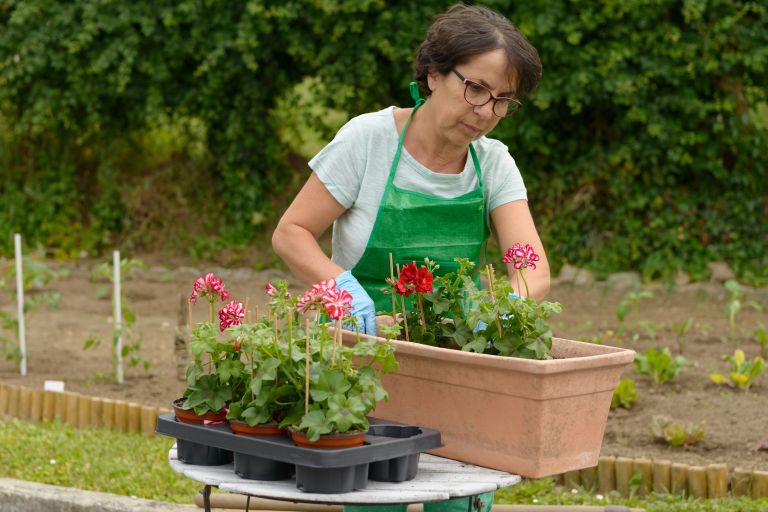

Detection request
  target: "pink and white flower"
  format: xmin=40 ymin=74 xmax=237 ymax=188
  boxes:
xmin=265 ymin=282 xmax=277 ymax=297
xmin=218 ymin=300 xmax=245 ymax=332
xmin=190 ymin=272 xmax=230 ymax=303
xmin=322 ymin=288 xmax=353 ymax=321
xmin=297 ymin=278 xmax=337 ymax=314
xmin=502 ymin=243 xmax=540 ymax=270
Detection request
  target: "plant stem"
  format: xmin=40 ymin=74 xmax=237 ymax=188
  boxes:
xmin=401 ymin=295 xmax=410 ymax=341
xmin=209 ymin=298 xmax=215 ymax=324
xmin=486 ymin=265 xmax=503 ymax=339
xmin=249 ymin=351 xmax=254 ymax=402
xmin=305 ymin=318 xmax=310 ymax=416
xmin=287 ymin=314 xmax=293 ymax=358
xmin=519 ymin=270 xmax=530 ymax=298
xmin=389 ymin=253 xmax=397 ymax=322
xmin=418 ymin=295 xmax=426 ymax=328
xmin=244 ymin=297 xmax=250 ymax=323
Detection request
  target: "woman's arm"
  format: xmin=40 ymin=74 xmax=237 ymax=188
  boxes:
xmin=490 ymin=199 xmax=550 ymax=301
xmin=272 ymin=173 xmax=347 ymax=285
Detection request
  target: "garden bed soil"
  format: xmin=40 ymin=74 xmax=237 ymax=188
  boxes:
xmin=1 ymin=256 xmax=767 ymax=473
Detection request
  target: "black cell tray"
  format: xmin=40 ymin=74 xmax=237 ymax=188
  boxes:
xmin=156 ymin=413 xmax=442 ymax=494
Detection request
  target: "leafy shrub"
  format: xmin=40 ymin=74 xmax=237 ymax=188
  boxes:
xmin=1 ymin=0 xmax=766 ymax=284
xmin=611 ymin=379 xmax=638 ymax=410
xmin=634 ymin=347 xmax=686 ymax=385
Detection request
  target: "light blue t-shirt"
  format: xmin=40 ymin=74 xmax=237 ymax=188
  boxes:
xmin=310 ymin=106 xmax=528 ymax=270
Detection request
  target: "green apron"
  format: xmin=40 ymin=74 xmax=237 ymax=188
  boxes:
xmin=351 ymin=83 xmax=490 ymax=312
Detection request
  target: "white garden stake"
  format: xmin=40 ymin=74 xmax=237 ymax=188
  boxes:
xmin=14 ymin=234 xmax=27 ymax=376
xmin=113 ymin=250 xmax=124 ymax=384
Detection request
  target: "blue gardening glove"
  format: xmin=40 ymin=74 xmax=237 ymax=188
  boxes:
xmin=335 ymin=270 xmax=377 ymax=336
xmin=473 ymin=292 xmax=521 ymax=334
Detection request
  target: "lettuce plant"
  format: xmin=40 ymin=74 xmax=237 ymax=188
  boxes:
xmin=710 ymin=349 xmax=765 ymax=391
xmin=634 ymin=347 xmax=686 ymax=385
xmin=610 ymin=379 xmax=638 ymax=410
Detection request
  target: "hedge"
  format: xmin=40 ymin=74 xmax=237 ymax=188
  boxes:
xmin=1 ymin=0 xmax=766 ymax=283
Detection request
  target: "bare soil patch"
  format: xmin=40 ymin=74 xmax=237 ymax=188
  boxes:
xmin=1 ymin=257 xmax=766 ymax=472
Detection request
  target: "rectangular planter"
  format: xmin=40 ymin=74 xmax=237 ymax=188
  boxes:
xmin=340 ymin=331 xmax=634 ymax=478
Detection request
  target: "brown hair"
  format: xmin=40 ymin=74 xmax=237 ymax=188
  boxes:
xmin=414 ymin=4 xmax=542 ymax=99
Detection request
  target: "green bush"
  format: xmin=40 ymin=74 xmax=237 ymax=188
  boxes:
xmin=1 ymin=1 xmax=766 ymax=282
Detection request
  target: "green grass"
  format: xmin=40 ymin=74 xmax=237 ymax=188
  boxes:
xmin=0 ymin=418 xmax=199 ymax=503
xmin=496 ymin=476 xmax=768 ymax=512
xmin=2 ymin=418 xmax=767 ymax=511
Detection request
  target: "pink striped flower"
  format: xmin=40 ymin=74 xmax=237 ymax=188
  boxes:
xmin=190 ymin=272 xmax=230 ymax=303
xmin=265 ymin=282 xmax=277 ymax=296
xmin=218 ymin=300 xmax=245 ymax=332
xmin=297 ymin=278 xmax=337 ymax=314
xmin=502 ymin=243 xmax=540 ymax=270
xmin=322 ymin=287 xmax=353 ymax=321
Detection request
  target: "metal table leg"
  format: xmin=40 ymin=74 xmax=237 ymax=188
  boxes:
xmin=202 ymin=485 xmax=211 ymax=512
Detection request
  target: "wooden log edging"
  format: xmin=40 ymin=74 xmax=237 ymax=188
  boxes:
xmin=0 ymin=382 xmax=169 ymax=437
xmin=558 ymin=455 xmax=768 ymax=499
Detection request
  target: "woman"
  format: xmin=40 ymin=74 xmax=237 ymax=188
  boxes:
xmin=274 ymin=6 xmax=547 ymax=509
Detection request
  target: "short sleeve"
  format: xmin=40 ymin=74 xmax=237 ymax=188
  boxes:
xmin=308 ymin=119 xmax=367 ymax=209
xmin=480 ymin=138 xmax=528 ymax=211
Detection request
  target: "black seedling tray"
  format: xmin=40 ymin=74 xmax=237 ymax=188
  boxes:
xmin=157 ymin=414 xmax=442 ymax=493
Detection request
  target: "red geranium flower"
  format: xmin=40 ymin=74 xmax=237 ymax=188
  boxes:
xmin=395 ymin=263 xmax=418 ymax=297
xmin=218 ymin=300 xmax=245 ymax=332
xmin=414 ymin=267 xmax=433 ymax=293
xmin=190 ymin=272 xmax=229 ymax=303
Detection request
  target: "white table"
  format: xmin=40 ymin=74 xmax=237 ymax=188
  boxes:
xmin=168 ymin=444 xmax=520 ymax=511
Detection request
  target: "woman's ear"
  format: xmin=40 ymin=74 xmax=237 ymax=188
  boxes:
xmin=426 ymin=68 xmax=440 ymax=93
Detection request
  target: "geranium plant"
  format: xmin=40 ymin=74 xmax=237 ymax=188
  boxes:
xmin=179 ymin=272 xmax=245 ymax=416
xmin=382 ymin=243 xmax=562 ymax=360
xmin=276 ymin=278 xmax=399 ymax=442
xmin=212 ymin=278 xmax=398 ymax=441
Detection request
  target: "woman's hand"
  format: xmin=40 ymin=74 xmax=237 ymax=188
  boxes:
xmin=335 ymin=271 xmax=377 ymax=336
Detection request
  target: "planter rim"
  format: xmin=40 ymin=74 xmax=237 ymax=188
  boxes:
xmin=339 ymin=329 xmax=635 ymax=374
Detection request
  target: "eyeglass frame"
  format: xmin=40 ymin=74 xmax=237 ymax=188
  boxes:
xmin=450 ymin=68 xmax=522 ymax=118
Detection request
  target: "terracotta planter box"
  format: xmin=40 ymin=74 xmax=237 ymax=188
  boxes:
xmin=341 ymin=331 xmax=634 ymax=478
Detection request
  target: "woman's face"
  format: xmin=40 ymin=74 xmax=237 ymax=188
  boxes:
xmin=426 ymin=48 xmax=516 ymax=147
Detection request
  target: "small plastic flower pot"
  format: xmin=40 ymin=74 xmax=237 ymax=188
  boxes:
xmin=230 ymin=420 xmax=285 ymax=436
xmin=172 ymin=398 xmax=227 ymax=424
xmin=289 ymin=429 xmax=367 ymax=449
xmin=230 ymin=420 xmax=294 ymax=480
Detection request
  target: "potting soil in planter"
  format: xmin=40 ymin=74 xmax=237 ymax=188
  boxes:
xmin=156 ymin=414 xmax=442 ymax=493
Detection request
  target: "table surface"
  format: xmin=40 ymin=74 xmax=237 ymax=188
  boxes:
xmin=169 ymin=444 xmax=521 ymax=504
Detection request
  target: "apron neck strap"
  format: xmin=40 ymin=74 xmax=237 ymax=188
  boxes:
xmin=387 ymin=82 xmax=483 ymax=187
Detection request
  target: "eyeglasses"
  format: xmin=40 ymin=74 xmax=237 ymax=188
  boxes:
xmin=451 ymin=68 xmax=521 ymax=118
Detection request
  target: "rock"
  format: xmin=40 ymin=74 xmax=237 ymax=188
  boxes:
xmin=573 ymin=267 xmax=595 ymax=287
xmin=606 ymin=272 xmax=640 ymax=289
xmin=556 ymin=264 xmax=581 ymax=283
xmin=674 ymin=271 xmax=691 ymax=287
xmin=708 ymin=261 xmax=736 ymax=282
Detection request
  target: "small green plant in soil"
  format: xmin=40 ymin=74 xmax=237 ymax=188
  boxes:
xmin=723 ymin=279 xmax=763 ymax=341
xmin=615 ymin=283 xmax=654 ymax=339
xmin=671 ymin=317 xmax=696 ymax=354
xmin=710 ymin=349 xmax=765 ymax=391
xmin=754 ymin=322 xmax=767 ymax=355
xmin=650 ymin=415 xmax=705 ymax=447
xmin=634 ymin=347 xmax=686 ymax=385
xmin=610 ymin=379 xmax=638 ymax=410
xmin=0 ymin=251 xmax=67 ymax=363
xmin=83 ymin=258 xmax=150 ymax=381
